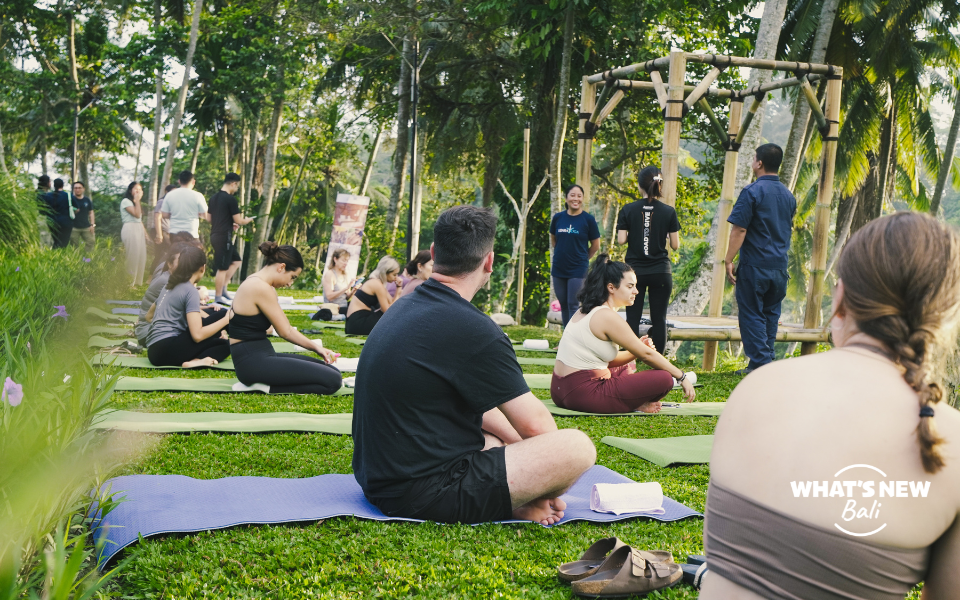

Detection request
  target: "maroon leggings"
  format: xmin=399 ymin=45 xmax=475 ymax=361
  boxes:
xmin=551 ymin=363 xmax=674 ymax=414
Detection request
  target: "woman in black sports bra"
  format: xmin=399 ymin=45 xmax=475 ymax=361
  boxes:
xmin=228 ymin=242 xmax=342 ymax=395
xmin=345 ymin=255 xmax=404 ymax=335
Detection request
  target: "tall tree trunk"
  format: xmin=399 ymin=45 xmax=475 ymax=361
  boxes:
xmin=931 ymin=87 xmax=960 ymax=215
xmin=667 ymin=0 xmax=789 ymax=322
xmin=0 ymin=120 xmax=8 ymax=175
xmin=549 ymin=2 xmax=575 ymax=214
xmin=160 ymin=0 xmax=204 ymax=188
xmin=189 ymin=128 xmax=204 ymax=173
xmin=386 ymin=36 xmax=412 ymax=253
xmin=359 ymin=125 xmax=383 ymax=196
xmin=148 ymin=0 xmax=164 ymax=209
xmin=67 ymin=9 xmax=80 ymax=182
xmin=254 ymin=92 xmax=285 ymax=267
xmin=780 ymin=0 xmax=840 ymax=191
xmin=277 ymin=144 xmax=312 ymax=242
xmin=244 ymin=114 xmax=260 ymax=206
xmin=134 ymin=124 xmax=145 ymax=177
xmin=481 ymin=118 xmax=505 ymax=207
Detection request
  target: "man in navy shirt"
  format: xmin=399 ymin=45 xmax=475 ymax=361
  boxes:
xmin=724 ymin=143 xmax=797 ymax=374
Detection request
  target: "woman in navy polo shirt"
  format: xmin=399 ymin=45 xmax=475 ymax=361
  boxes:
xmin=550 ymin=184 xmax=601 ymax=326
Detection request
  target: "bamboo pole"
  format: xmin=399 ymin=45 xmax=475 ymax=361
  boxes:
xmin=586 ymin=55 xmax=837 ymax=84
xmin=683 ymin=67 xmax=723 ymax=112
xmin=670 ymin=327 xmax=828 ymax=343
xmin=589 ymin=82 xmax=616 ymax=125
xmin=649 ymin=71 xmax=668 ymax=108
xmin=734 ymin=73 xmax=824 ymax=98
xmin=576 ymin=76 xmax=598 ymax=210
xmin=696 ymin=97 xmax=728 ymax=147
xmin=801 ymin=72 xmax=843 ymax=355
xmin=613 ymin=73 xmax=823 ymax=100
xmin=734 ymin=97 xmax=763 ymax=146
xmin=515 ymin=125 xmax=530 ymax=325
xmin=799 ymin=77 xmax=828 ymax=133
xmin=593 ymin=90 xmax=626 ymax=127
xmin=660 ymin=51 xmax=686 ymax=208
xmin=702 ymin=99 xmax=743 ymax=371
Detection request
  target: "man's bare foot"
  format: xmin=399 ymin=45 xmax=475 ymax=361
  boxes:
xmin=637 ymin=401 xmax=662 ymax=414
xmin=513 ymin=497 xmax=567 ymax=525
xmin=183 ymin=357 xmax=218 ymax=369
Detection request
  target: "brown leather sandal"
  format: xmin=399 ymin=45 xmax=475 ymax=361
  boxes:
xmin=571 ymin=546 xmax=681 ymax=598
xmin=558 ymin=539 xmax=673 ymax=583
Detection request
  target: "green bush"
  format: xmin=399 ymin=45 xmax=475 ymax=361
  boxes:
xmin=0 ymin=176 xmax=43 ymax=253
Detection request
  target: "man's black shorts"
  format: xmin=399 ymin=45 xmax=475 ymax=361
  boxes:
xmin=367 ymin=446 xmax=513 ymax=524
xmin=211 ymin=233 xmax=241 ymax=271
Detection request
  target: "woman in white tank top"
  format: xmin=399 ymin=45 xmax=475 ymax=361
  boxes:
xmin=552 ymin=254 xmax=695 ymax=414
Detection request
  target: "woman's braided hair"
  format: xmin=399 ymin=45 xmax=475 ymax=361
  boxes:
xmin=836 ymin=212 xmax=960 ymax=473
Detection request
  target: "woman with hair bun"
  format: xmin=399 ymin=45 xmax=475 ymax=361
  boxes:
xmin=616 ymin=165 xmax=680 ymax=354
xmin=227 ymin=242 xmax=342 ymax=394
xmin=345 ymin=255 xmax=404 ymax=335
xmin=145 ymin=245 xmax=231 ymax=367
xmin=551 ymin=254 xmax=695 ymax=414
xmin=402 ymin=249 xmax=433 ymax=295
xmin=701 ymin=213 xmax=960 ymax=599
xmin=550 ymin=184 xmax=601 ymax=326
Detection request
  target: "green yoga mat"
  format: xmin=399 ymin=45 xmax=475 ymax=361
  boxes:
xmin=601 ymin=435 xmax=714 ymax=467
xmin=88 ymin=326 xmax=134 ymax=337
xmin=92 ymin=410 xmax=352 ymax=434
xmin=516 ymin=357 xmax=555 ymax=366
xmin=93 ymin=354 xmax=236 ymax=370
xmin=540 ymin=399 xmax=724 ymax=417
xmin=513 ymin=344 xmax=557 ymax=354
xmin=87 ymin=307 xmax=138 ymax=323
xmin=335 ymin=331 xmax=366 ymax=338
xmin=88 ymin=336 xmax=138 ymax=349
xmin=346 ymin=338 xmax=366 ymax=345
xmin=113 ymin=376 xmax=353 ymax=396
xmin=303 ymin=322 xmax=346 ymax=330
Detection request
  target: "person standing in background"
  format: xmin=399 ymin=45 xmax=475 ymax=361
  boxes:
xmin=46 ymin=179 xmax=73 ymax=249
xmin=724 ymin=143 xmax=796 ymax=375
xmin=69 ymin=181 xmax=95 ymax=252
xmin=161 ymin=170 xmax=209 ymax=241
xmin=616 ymin=165 xmax=680 ymax=355
xmin=120 ymin=181 xmax=148 ymax=287
xmin=208 ymin=173 xmax=253 ymax=303
xmin=550 ymin=184 xmax=601 ymax=326
xmin=152 ymin=183 xmax=178 ymax=271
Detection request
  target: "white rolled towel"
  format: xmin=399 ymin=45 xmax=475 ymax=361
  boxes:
xmin=335 ymin=357 xmax=360 ymax=372
xmin=313 ymin=296 xmax=324 ymax=302
xmin=522 ymin=339 xmax=550 ymax=350
xmin=672 ymin=371 xmax=698 ymax=387
xmin=342 ymin=376 xmax=356 ymax=388
xmin=277 ymin=296 xmax=294 ymax=304
xmin=590 ymin=482 xmax=666 ymax=515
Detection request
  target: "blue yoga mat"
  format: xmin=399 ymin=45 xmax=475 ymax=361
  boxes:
xmin=111 ymin=307 xmax=140 ymax=315
xmin=92 ymin=465 xmax=700 ymax=567
xmin=107 ymin=300 xmax=141 ymax=306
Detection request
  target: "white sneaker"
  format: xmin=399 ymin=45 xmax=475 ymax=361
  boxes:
xmin=232 ymin=381 xmax=271 ymax=394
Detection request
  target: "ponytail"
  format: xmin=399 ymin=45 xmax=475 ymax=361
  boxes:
xmin=637 ymin=165 xmax=663 ymax=199
xmin=166 ymin=245 xmax=206 ymax=289
xmin=576 ymin=254 xmax=634 ymax=314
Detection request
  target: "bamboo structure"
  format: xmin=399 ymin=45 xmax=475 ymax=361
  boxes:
xmin=573 ymin=52 xmax=843 ymax=367
xmin=800 ymin=74 xmax=843 ymax=354
xmin=516 ymin=125 xmax=531 ymax=325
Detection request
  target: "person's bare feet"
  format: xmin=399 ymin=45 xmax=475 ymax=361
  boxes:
xmin=513 ymin=497 xmax=567 ymax=525
xmin=637 ymin=401 xmax=662 ymax=414
xmin=182 ymin=357 xmax=218 ymax=369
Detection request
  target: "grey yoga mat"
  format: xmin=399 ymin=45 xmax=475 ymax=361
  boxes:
xmin=93 ymin=354 xmax=236 ymax=370
xmin=112 ymin=307 xmax=140 ymax=315
xmin=601 ymin=435 xmax=715 ymax=467
xmin=541 ymin=399 xmax=724 ymax=417
xmin=88 ymin=336 xmax=138 ymax=349
xmin=88 ymin=326 xmax=134 ymax=337
xmin=113 ymin=376 xmax=353 ymax=396
xmin=92 ymin=465 xmax=702 ymax=568
xmin=92 ymin=410 xmax=352 ymax=434
xmin=107 ymin=300 xmax=142 ymax=306
xmin=87 ymin=307 xmax=138 ymax=323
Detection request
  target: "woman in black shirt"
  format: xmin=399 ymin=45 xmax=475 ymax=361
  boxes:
xmin=615 ymin=165 xmax=680 ymax=354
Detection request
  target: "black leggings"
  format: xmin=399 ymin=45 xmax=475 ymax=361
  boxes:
xmin=345 ymin=309 xmax=382 ymax=335
xmin=148 ymin=330 xmax=231 ymax=366
xmin=624 ymin=272 xmax=672 ymax=354
xmin=231 ymin=338 xmax=342 ymax=395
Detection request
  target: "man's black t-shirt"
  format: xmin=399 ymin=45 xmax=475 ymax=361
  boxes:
xmin=616 ymin=199 xmax=680 ymax=275
xmin=352 ymin=278 xmax=530 ymax=499
xmin=208 ymin=191 xmax=240 ymax=237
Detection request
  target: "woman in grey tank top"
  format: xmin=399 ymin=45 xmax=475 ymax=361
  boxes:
xmin=702 ymin=213 xmax=960 ymax=599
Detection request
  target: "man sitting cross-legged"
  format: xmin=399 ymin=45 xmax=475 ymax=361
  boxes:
xmin=352 ymin=205 xmax=596 ymax=525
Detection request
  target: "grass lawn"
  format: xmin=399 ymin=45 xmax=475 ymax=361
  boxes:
xmin=98 ymin=303 xmax=745 ymax=599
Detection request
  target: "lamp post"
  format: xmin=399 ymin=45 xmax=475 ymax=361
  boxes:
xmin=405 ymin=40 xmax=434 ymax=262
